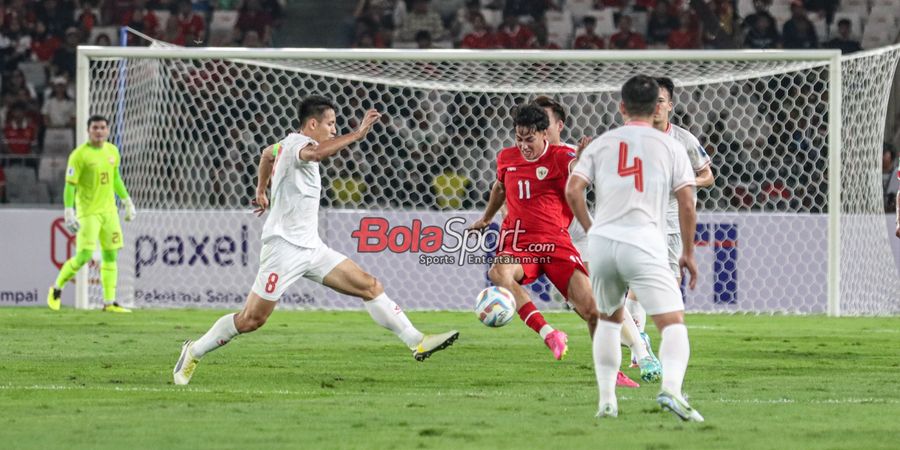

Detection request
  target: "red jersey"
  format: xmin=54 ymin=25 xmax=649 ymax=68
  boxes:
xmin=574 ymin=33 xmax=605 ymax=49
xmin=461 ymin=31 xmax=498 ymax=49
xmin=496 ymin=142 xmax=577 ymax=248
xmin=497 ymin=24 xmax=535 ymax=49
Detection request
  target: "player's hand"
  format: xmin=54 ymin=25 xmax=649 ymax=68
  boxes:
xmin=355 ymin=109 xmax=382 ymax=137
xmin=64 ymin=207 xmax=80 ymax=233
xmin=123 ymin=198 xmax=136 ymax=222
xmin=253 ymin=192 xmax=269 ymax=217
xmin=679 ymin=254 xmax=698 ymax=290
xmin=468 ymin=217 xmax=491 ymax=232
xmin=575 ymin=136 xmax=592 ymax=159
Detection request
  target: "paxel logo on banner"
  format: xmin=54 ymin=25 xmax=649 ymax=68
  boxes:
xmin=695 ymin=223 xmax=738 ymax=305
xmin=50 ymin=218 xmax=76 ymax=270
xmin=134 ymin=225 xmax=250 ymax=277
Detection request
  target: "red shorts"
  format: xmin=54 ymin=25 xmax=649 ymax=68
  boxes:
xmin=497 ymin=241 xmax=588 ymax=299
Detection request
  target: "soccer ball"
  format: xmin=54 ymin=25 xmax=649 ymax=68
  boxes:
xmin=474 ymin=286 xmax=516 ymax=327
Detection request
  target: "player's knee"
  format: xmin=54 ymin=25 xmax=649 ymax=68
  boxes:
xmin=72 ymin=250 xmax=92 ymax=268
xmin=487 ymin=266 xmax=508 ymax=285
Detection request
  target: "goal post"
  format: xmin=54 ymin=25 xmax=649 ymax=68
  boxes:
xmin=74 ymin=46 xmax=900 ymax=315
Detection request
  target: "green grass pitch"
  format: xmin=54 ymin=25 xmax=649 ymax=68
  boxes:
xmin=1 ymin=309 xmax=898 ymax=449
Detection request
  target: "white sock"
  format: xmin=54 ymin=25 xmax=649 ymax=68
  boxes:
xmin=659 ymin=323 xmax=690 ymax=397
xmin=539 ymin=324 xmax=554 ymax=339
xmin=620 ymin=308 xmax=648 ymax=361
xmin=593 ymin=320 xmax=622 ymax=410
xmin=191 ymin=313 xmax=239 ymax=358
xmin=626 ymin=298 xmax=646 ymax=333
xmin=364 ymin=293 xmax=424 ymax=349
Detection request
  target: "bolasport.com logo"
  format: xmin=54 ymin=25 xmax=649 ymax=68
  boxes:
xmin=349 ymin=217 xmax=554 ymax=266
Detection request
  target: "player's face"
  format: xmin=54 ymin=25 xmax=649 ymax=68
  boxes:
xmin=88 ymin=120 xmax=109 ymax=143
xmin=515 ymin=126 xmax=546 ymax=160
xmin=543 ymin=107 xmax=563 ymax=145
xmin=653 ymin=88 xmax=673 ymax=127
xmin=312 ymin=109 xmax=337 ymax=142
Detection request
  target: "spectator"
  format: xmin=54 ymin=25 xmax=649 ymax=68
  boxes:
xmin=122 ymin=0 xmax=161 ymax=42
xmin=503 ymin=0 xmax=546 ymax=21
xmin=744 ymin=13 xmax=779 ymax=49
xmin=41 ymin=76 xmax=76 ymax=129
xmin=395 ymin=0 xmax=445 ymax=43
xmin=824 ymin=18 xmax=861 ymax=54
xmin=496 ymin=11 xmax=534 ymax=49
xmin=741 ymin=0 xmax=775 ymax=33
xmin=1 ymin=70 xmax=37 ymax=102
xmin=782 ymin=1 xmax=817 ymax=49
xmin=668 ymin=13 xmax=699 ymax=49
xmin=235 ymin=0 xmax=273 ymax=45
xmin=460 ymin=13 xmax=497 ymax=49
xmin=167 ymin=0 xmax=206 ymax=46
xmin=608 ymin=15 xmax=646 ymax=50
xmin=74 ymin=0 xmax=100 ymax=35
xmin=30 ymin=21 xmax=61 ymax=62
xmin=646 ymin=0 xmax=678 ymax=46
xmin=1 ymin=17 xmax=33 ymax=67
xmin=2 ymin=102 xmax=38 ymax=166
xmin=452 ymin=0 xmax=482 ymax=43
xmin=803 ymin=0 xmax=838 ymax=24
xmin=573 ymin=16 xmax=604 ymax=49
xmin=241 ymin=30 xmax=264 ymax=47
xmin=94 ymin=33 xmax=112 ymax=46
xmin=352 ymin=17 xmax=388 ymax=48
xmin=415 ymin=29 xmax=432 ymax=49
xmin=37 ymin=0 xmax=75 ymax=38
xmin=51 ymin=27 xmax=80 ymax=79
xmin=884 ymin=144 xmax=898 ymax=212
xmin=530 ymin=17 xmax=559 ymax=49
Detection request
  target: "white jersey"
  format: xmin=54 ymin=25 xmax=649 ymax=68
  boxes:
xmin=261 ymin=132 xmax=324 ymax=248
xmin=664 ymin=123 xmax=710 ymax=234
xmin=560 ymin=142 xmax=589 ymax=245
xmin=572 ymin=123 xmax=696 ymax=259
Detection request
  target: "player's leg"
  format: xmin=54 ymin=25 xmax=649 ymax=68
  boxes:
xmin=625 ymin=291 xmax=647 ymax=332
xmin=625 ymin=245 xmax=702 ymax=422
xmin=488 ymin=261 xmax=566 ymax=359
xmin=47 ymin=214 xmax=101 ymax=310
xmin=587 ymin=236 xmax=628 ymax=418
xmin=174 ymin=291 xmax=276 ymax=385
xmin=319 ymin=253 xmax=457 ymax=361
xmin=98 ymin=212 xmax=129 ymax=312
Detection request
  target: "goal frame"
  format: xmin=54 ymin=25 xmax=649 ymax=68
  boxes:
xmin=75 ymin=47 xmax=844 ymax=315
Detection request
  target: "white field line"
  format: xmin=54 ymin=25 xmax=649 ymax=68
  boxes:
xmin=1 ymin=384 xmax=898 ymax=405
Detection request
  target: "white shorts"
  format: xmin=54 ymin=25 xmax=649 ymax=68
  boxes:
xmin=251 ymin=237 xmax=348 ymax=301
xmin=666 ymin=233 xmax=682 ymax=277
xmin=588 ymin=236 xmax=683 ymax=316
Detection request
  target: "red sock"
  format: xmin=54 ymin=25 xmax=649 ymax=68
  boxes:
xmin=517 ymin=302 xmax=548 ymax=335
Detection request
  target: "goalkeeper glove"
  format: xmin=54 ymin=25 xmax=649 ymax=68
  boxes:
xmin=123 ymin=198 xmax=136 ymax=222
xmin=64 ymin=207 xmax=79 ymax=233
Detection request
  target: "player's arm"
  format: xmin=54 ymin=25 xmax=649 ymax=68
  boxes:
xmin=299 ymin=109 xmax=381 ymax=162
xmin=113 ymin=168 xmax=136 ymax=221
xmin=565 ymin=174 xmax=592 ymax=234
xmin=254 ymin=143 xmax=276 ymax=215
xmin=695 ymin=164 xmax=714 ymax=187
xmin=469 ymin=181 xmax=506 ymax=230
xmin=675 ymin=185 xmax=698 ymax=289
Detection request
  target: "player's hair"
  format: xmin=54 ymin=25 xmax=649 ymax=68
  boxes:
xmin=87 ymin=114 xmax=108 ymax=127
xmin=531 ymin=95 xmax=566 ymax=124
xmin=621 ymin=75 xmax=659 ymax=117
xmin=512 ymin=103 xmax=549 ymax=133
xmin=297 ymin=95 xmax=337 ymax=126
xmin=655 ymin=76 xmax=675 ymax=100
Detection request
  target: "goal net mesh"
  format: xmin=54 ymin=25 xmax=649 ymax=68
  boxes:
xmin=81 ymin=45 xmax=900 ymax=314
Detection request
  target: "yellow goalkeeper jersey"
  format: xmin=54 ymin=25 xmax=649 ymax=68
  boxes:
xmin=65 ymin=141 xmax=121 ymax=218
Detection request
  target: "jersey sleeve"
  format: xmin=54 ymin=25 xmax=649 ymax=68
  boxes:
xmin=290 ymin=137 xmax=317 ymax=166
xmin=571 ymin=142 xmax=597 ymax=182
xmin=671 ymin=141 xmax=696 ymax=193
xmin=556 ymin=146 xmax=578 ymax=176
xmin=495 ymin=151 xmax=507 ymax=185
xmin=65 ymin=150 xmax=81 ymax=185
xmin=684 ymin=132 xmax=711 ymax=172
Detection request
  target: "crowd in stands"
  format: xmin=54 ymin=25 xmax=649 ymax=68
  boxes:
xmin=1 ymin=0 xmax=898 ymax=209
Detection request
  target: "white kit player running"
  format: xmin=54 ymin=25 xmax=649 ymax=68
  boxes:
xmin=173 ymin=96 xmax=458 ymax=385
xmin=566 ymin=75 xmax=703 ymax=421
xmin=625 ymin=77 xmax=714 ymax=349
xmin=532 ymin=95 xmax=659 ymax=387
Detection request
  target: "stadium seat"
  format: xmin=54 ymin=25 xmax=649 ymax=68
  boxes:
xmin=43 ymin=129 xmax=74 ymax=156
xmin=90 ymin=26 xmax=119 ymax=45
xmin=830 ymin=12 xmax=863 ymax=40
xmin=566 ymin=0 xmax=594 ymax=22
xmin=209 ymin=10 xmax=239 ymax=46
xmin=545 ymin=10 xmax=573 ymax=48
xmin=840 ymin=0 xmax=870 ymax=18
xmin=38 ymin=156 xmax=67 ymax=201
xmin=583 ymin=9 xmax=616 ymax=39
xmin=18 ymin=61 xmax=47 ymax=92
xmin=5 ymin=166 xmax=38 ymax=204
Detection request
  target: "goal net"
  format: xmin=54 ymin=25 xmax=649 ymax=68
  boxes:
xmin=77 ymin=45 xmax=900 ymax=315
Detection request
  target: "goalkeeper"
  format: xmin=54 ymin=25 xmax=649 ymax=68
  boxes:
xmin=47 ymin=115 xmax=136 ymax=313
